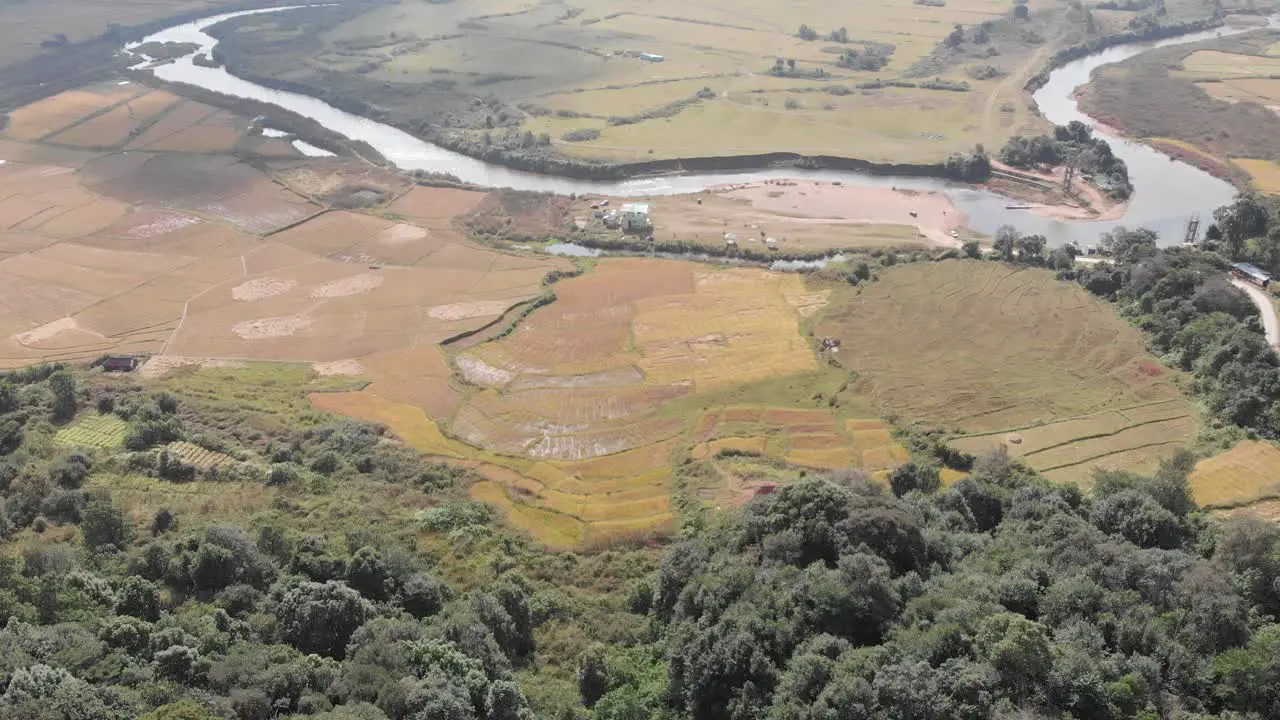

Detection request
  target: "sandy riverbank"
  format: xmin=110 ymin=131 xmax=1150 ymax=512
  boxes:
xmin=580 ymin=180 xmax=967 ymax=253
xmin=989 ymin=161 xmax=1130 ymax=222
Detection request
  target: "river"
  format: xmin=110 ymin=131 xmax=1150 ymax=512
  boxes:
xmin=128 ymin=7 xmax=1270 ymax=246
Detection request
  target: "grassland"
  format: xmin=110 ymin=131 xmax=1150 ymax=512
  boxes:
xmin=816 ymin=260 xmax=1199 ymax=481
xmin=1078 ymin=30 xmax=1280 ymax=191
xmin=208 ymin=0 xmax=1105 ymax=167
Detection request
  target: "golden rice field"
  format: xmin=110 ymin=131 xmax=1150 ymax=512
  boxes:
xmin=1191 ymin=441 xmax=1280 ymax=509
xmin=950 ymin=398 xmax=1198 ymax=485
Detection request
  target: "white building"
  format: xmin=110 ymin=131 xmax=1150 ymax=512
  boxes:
xmin=620 ymin=203 xmax=652 ymax=232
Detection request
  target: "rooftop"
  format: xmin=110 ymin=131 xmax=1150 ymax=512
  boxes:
xmin=1233 ymin=262 xmax=1272 ymax=279
xmin=621 ymin=202 xmax=650 ymax=214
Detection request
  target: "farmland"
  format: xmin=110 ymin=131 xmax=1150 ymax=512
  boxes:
xmin=816 ymin=260 xmax=1199 ymax=481
xmin=53 ymin=412 xmax=129 ymax=449
xmin=1191 ymin=440 xmax=1280 ymax=509
xmin=206 ymin=0 xmax=1135 ymax=168
xmin=1078 ymin=29 xmax=1280 ymax=191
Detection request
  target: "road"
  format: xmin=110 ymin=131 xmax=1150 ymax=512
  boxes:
xmin=1231 ymin=278 xmax=1280 ymax=351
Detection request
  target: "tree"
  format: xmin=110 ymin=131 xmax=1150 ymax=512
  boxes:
xmin=346 ymin=546 xmax=392 ymax=601
xmin=81 ymin=495 xmax=132 ymax=551
xmin=0 ymin=664 xmax=118 ymax=720
xmin=787 ymin=58 xmax=796 ymax=72
xmin=579 ymin=645 xmax=611 ymax=707
xmin=276 ymin=581 xmax=372 ymax=659
xmin=1015 ymin=234 xmax=1047 ymax=263
xmin=399 ymin=573 xmax=448 ymax=619
xmin=993 ymin=225 xmax=1020 ymax=261
xmin=1099 ymin=225 xmax=1157 ymax=264
xmin=976 ymin=613 xmax=1052 ymax=696
xmin=1214 ymin=193 xmax=1271 ymax=260
xmin=798 ymin=24 xmax=818 ymax=41
xmin=1013 ymin=2 xmax=1029 ymax=19
xmin=889 ymin=462 xmax=942 ymax=497
xmin=115 ymin=575 xmax=161 ymax=621
xmin=962 ymin=240 xmax=981 ymax=259
xmin=48 ymin=371 xmax=76 ymax=422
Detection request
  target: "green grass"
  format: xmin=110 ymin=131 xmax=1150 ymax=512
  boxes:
xmin=156 ymin=363 xmax=365 ymax=432
xmin=53 ymin=413 xmax=128 ymax=450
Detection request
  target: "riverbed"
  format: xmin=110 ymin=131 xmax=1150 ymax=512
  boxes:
xmin=127 ymin=7 xmax=1269 ymax=246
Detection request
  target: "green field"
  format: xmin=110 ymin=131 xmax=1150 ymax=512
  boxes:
xmin=53 ymin=412 xmax=129 ymax=449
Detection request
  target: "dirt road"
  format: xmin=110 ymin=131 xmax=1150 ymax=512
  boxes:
xmin=1231 ymin=278 xmax=1280 ymax=350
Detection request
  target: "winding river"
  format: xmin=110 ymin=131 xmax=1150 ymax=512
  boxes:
xmin=129 ymin=7 xmax=1270 ymax=246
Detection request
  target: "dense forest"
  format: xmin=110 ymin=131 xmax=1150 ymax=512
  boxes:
xmin=7 ymin=196 xmax=1280 ymax=719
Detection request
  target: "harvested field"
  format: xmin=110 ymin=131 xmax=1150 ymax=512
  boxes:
xmin=818 ymin=260 xmax=1191 ymax=431
xmin=1233 ymin=158 xmax=1280 ymax=194
xmin=1191 ymin=441 xmax=1280 ymax=508
xmin=822 ymin=261 xmax=1198 ymax=481
xmin=691 ymin=405 xmax=908 ymax=472
xmin=3 ymin=85 xmax=141 ymax=141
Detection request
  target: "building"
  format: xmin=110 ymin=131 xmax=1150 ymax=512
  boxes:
xmin=102 ymin=355 xmax=140 ymax=373
xmin=639 ymin=52 xmax=664 ymax=62
xmin=1232 ymin=262 xmax=1272 ymax=288
xmin=619 ymin=203 xmax=652 ymax=233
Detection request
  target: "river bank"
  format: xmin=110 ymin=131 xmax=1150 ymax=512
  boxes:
xmin=125 ymin=6 xmax=1260 ymax=246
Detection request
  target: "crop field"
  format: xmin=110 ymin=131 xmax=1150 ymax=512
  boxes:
xmin=1191 ymin=441 xmax=1280 ymax=509
xmin=164 ymin=441 xmax=237 ymax=470
xmin=690 ymin=406 xmax=909 ymax=474
xmin=951 ymin=398 xmax=1199 ymax=484
xmin=818 ymin=260 xmax=1189 ymax=430
xmin=222 ymin=0 xmax=1067 ymax=164
xmin=305 ymin=257 xmax=914 ymax=547
xmin=53 ymin=413 xmax=129 ymax=449
xmin=817 ymin=260 xmax=1197 ymax=479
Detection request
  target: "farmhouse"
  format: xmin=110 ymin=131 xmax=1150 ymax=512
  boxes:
xmin=1231 ymin=262 xmax=1272 ymax=288
xmin=620 ymin=202 xmax=652 ymax=232
xmin=101 ymin=355 xmax=140 ymax=372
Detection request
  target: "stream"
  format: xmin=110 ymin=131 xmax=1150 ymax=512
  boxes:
xmin=127 ymin=7 xmax=1271 ymax=246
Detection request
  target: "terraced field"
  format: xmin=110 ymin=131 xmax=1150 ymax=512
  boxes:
xmin=950 ymin=398 xmax=1199 ymax=485
xmin=54 ymin=413 xmax=129 ymax=449
xmin=818 ymin=260 xmax=1198 ymax=482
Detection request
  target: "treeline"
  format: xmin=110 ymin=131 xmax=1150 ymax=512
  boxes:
xmin=1068 ymin=222 xmax=1280 ymax=438
xmin=585 ymin=449 xmax=1280 ymax=719
xmin=999 ymin=120 xmax=1133 ymax=199
xmin=0 ymin=368 xmax=559 ymax=720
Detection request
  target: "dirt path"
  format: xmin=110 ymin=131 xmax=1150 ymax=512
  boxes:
xmin=1231 ymin=278 xmax=1280 ymax=350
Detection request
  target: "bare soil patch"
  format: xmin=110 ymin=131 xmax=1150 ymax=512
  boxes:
xmin=310 ymin=273 xmax=384 ymax=298
xmin=232 ymin=277 xmax=297 ymax=301
xmin=232 ymin=315 xmax=314 ymax=340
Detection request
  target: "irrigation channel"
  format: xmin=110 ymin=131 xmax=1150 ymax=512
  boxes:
xmin=128 ymin=8 xmax=1275 ymax=246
